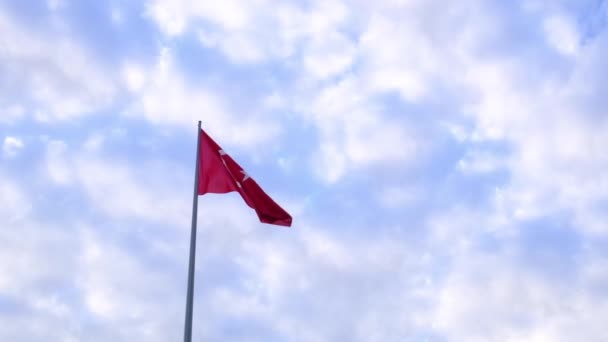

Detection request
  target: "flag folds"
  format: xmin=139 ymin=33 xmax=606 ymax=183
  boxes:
xmin=197 ymin=129 xmax=292 ymax=227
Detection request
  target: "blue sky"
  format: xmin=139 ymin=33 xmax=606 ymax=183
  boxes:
xmin=1 ymin=0 xmax=608 ymax=341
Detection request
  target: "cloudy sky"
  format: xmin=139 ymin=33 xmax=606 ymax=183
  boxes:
xmin=2 ymin=0 xmax=608 ymax=341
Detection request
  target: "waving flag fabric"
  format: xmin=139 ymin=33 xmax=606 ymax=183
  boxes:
xmin=197 ymin=129 xmax=292 ymax=227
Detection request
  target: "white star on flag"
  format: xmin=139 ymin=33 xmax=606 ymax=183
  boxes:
xmin=241 ymin=170 xmax=250 ymax=182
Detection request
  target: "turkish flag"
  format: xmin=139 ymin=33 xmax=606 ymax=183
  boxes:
xmin=197 ymin=129 xmax=292 ymax=227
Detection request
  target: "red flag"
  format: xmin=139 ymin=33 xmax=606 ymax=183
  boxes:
xmin=197 ymin=129 xmax=292 ymax=227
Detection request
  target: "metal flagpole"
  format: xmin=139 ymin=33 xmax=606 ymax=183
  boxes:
xmin=184 ymin=121 xmax=202 ymax=342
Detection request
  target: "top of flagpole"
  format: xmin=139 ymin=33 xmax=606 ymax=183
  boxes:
xmin=198 ymin=121 xmax=201 ymax=129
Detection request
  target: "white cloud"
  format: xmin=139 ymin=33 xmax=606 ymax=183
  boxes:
xmin=433 ymin=248 xmax=608 ymax=341
xmin=0 ymin=9 xmax=116 ymax=122
xmin=148 ymin=0 xmax=284 ymax=64
xmin=147 ymin=0 xmax=354 ymax=67
xmin=83 ymin=133 xmax=105 ymax=152
xmin=47 ymin=0 xmax=65 ymax=11
xmin=44 ymin=139 xmax=72 ymax=185
xmin=146 ymin=0 xmax=454 ymax=183
xmin=376 ymin=186 xmax=419 ymax=209
xmin=3 ymin=136 xmax=24 ymax=158
xmin=342 ymin=0 xmax=601 ymax=237
xmin=122 ymin=64 xmax=147 ymax=92
xmin=0 ymin=215 xmax=183 ymax=341
xmin=458 ymin=149 xmax=506 ymax=174
xmin=0 ymin=175 xmax=30 ymax=225
xmin=78 ymin=231 xmax=181 ymax=326
xmin=0 ymin=104 xmax=25 ymax=124
xmin=305 ymin=77 xmax=420 ymax=183
xmin=543 ymin=14 xmax=580 ymax=56
xmin=74 ymin=157 xmax=191 ymax=227
xmin=2 ymin=1 xmax=608 ymax=341
xmin=110 ymin=5 xmax=124 ymax=25
xmin=38 ymin=134 xmax=191 ymax=227
xmin=358 ymin=13 xmax=437 ymax=101
xmin=302 ymin=30 xmax=355 ymax=80
xmin=314 ymin=141 xmax=348 ymax=184
xmin=202 ymin=223 xmax=435 ymax=341
xmin=458 ymin=30 xmax=608 ymax=233
xmin=148 ymin=0 xmax=251 ymax=36
xmin=124 ymin=48 xmax=282 ymax=148
xmin=423 ymin=204 xmax=608 ymax=341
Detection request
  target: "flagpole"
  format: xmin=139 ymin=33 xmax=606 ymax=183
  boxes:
xmin=183 ymin=121 xmax=202 ymax=342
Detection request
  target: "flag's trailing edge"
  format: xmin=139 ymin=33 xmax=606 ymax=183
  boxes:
xmin=197 ymin=129 xmax=292 ymax=227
